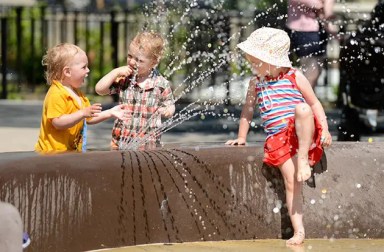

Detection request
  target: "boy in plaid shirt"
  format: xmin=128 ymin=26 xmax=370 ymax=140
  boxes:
xmin=96 ymin=31 xmax=175 ymax=150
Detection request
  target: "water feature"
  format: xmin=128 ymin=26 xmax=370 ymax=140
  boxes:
xmin=1 ymin=142 xmax=384 ymax=252
xmin=116 ymin=1 xmax=289 ymax=149
xmin=114 ymin=0 xmax=383 ymax=149
xmin=1 ymin=1 xmax=384 ymax=252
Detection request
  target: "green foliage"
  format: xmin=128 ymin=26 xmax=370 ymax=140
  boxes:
xmin=5 ymin=6 xmax=46 ymax=88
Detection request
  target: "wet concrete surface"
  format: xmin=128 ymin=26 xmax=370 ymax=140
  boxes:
xmin=2 ymin=100 xmax=384 ymax=252
xmin=88 ymin=239 xmax=384 ymax=252
xmin=1 ymin=142 xmax=384 ymax=251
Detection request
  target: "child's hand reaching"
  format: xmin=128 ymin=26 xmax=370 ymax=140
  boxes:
xmin=158 ymin=105 xmax=175 ymax=118
xmin=109 ymin=104 xmax=129 ymax=121
xmin=83 ymin=103 xmax=102 ymax=118
xmin=225 ymin=138 xmax=246 ymax=146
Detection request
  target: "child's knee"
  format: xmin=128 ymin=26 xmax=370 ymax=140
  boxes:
xmin=295 ymin=103 xmax=312 ymax=118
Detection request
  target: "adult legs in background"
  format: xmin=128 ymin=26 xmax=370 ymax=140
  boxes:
xmin=299 ymin=56 xmax=324 ymax=88
xmin=288 ymin=30 xmax=326 ymax=89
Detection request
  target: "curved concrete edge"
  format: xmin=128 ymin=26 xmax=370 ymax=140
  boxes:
xmin=0 ymin=142 xmax=383 ymax=252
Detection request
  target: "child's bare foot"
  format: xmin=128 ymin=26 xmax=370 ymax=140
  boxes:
xmin=286 ymin=243 xmax=305 ymax=251
xmin=286 ymin=229 xmax=305 ymax=245
xmin=297 ymin=159 xmax=311 ymax=182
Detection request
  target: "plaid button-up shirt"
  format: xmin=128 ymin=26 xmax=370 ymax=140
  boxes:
xmin=109 ymin=70 xmax=174 ymax=149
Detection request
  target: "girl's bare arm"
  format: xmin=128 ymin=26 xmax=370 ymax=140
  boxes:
xmin=226 ymin=79 xmax=257 ymax=145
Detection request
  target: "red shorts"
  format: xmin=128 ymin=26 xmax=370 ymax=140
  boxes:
xmin=263 ymin=116 xmax=323 ymax=167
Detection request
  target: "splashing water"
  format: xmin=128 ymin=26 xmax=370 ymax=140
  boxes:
xmin=116 ymin=0 xmax=383 ymax=150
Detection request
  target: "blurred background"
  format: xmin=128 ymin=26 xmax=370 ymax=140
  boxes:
xmin=0 ymin=0 xmax=383 ymax=150
xmin=0 ymin=0 xmax=377 ymax=101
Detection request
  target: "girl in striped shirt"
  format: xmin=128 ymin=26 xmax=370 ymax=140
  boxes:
xmin=226 ymin=27 xmax=331 ymax=245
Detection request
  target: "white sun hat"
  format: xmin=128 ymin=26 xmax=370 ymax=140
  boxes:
xmin=237 ymin=27 xmax=292 ymax=68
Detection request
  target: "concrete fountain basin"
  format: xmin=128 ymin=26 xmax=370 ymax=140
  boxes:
xmin=0 ymin=142 xmax=383 ymax=252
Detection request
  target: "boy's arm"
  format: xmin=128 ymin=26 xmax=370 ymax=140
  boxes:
xmin=87 ymin=104 xmax=127 ymax=124
xmin=95 ymin=66 xmax=133 ymax=95
xmin=226 ymin=80 xmax=257 ymax=145
xmin=159 ymin=81 xmax=176 ymax=118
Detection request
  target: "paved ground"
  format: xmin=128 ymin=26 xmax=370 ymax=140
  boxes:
xmin=0 ymin=99 xmax=382 ymax=153
xmin=0 ymin=99 xmax=262 ymax=152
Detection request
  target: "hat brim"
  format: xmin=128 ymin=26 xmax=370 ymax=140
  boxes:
xmin=237 ymin=40 xmax=292 ymax=68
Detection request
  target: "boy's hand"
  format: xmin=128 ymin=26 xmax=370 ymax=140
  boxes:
xmin=158 ymin=105 xmax=175 ymax=118
xmin=84 ymin=103 xmax=102 ymax=118
xmin=110 ymin=104 xmax=129 ymax=121
xmin=114 ymin=55 xmax=138 ymax=79
xmin=225 ymin=138 xmax=246 ymax=146
xmin=115 ymin=66 xmax=135 ymax=79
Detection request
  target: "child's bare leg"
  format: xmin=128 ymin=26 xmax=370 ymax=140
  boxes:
xmin=294 ymin=103 xmax=315 ymax=182
xmin=279 ymin=158 xmax=305 ymax=245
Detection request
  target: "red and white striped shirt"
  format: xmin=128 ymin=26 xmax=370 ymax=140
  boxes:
xmin=255 ymin=69 xmax=305 ymax=138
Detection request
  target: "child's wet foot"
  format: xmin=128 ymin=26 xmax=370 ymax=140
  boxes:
xmin=297 ymin=160 xmax=311 ymax=182
xmin=286 ymin=229 xmax=305 ymax=245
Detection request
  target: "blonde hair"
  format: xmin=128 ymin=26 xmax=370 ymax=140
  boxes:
xmin=42 ymin=43 xmax=83 ymax=85
xmin=131 ymin=31 xmax=166 ymax=61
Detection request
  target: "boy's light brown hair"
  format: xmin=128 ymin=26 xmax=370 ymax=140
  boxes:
xmin=42 ymin=43 xmax=83 ymax=85
xmin=131 ymin=31 xmax=165 ymax=61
